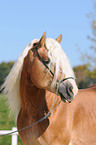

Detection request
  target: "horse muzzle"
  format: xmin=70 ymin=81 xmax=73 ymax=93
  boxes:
xmin=57 ymin=81 xmax=74 ymax=103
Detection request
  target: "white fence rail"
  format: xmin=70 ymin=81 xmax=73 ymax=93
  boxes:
xmin=0 ymin=127 xmax=18 ymax=145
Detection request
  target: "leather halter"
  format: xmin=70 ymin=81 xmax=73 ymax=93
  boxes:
xmin=36 ymin=47 xmax=74 ymax=89
xmin=35 ymin=47 xmax=76 ymax=103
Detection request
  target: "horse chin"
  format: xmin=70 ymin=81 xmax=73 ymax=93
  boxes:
xmin=59 ymin=93 xmax=72 ymax=103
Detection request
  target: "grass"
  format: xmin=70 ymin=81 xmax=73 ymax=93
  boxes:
xmin=0 ymin=94 xmax=23 ymax=145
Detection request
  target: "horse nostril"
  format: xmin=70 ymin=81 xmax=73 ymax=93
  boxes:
xmin=66 ymin=85 xmax=73 ymax=97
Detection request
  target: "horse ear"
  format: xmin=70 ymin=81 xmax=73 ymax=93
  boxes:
xmin=56 ymin=34 xmax=62 ymax=43
xmin=38 ymin=32 xmax=46 ymax=48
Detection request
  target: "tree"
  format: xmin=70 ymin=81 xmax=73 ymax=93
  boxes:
xmin=82 ymin=3 xmax=96 ymax=69
xmin=74 ymin=3 xmax=96 ymax=89
xmin=74 ymin=64 xmax=96 ymax=89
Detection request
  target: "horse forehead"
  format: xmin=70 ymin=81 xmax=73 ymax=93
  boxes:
xmin=38 ymin=45 xmax=47 ymax=53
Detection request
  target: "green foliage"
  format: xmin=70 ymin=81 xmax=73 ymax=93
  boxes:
xmin=0 ymin=61 xmax=14 ymax=93
xmin=0 ymin=62 xmax=23 ymax=144
xmin=74 ymin=64 xmax=96 ymax=89
xmin=0 ymin=94 xmax=23 ymax=145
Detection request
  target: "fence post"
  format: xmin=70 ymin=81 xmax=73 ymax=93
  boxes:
xmin=11 ymin=127 xmax=18 ymax=145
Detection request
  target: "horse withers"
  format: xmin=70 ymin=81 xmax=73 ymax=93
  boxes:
xmin=3 ymin=32 xmax=96 ymax=145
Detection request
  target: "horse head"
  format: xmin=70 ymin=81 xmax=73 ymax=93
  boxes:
xmin=25 ymin=32 xmax=78 ymax=103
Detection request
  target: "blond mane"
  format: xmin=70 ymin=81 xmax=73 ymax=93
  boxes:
xmin=46 ymin=38 xmax=75 ymax=87
xmin=2 ymin=39 xmax=39 ymax=120
xmin=2 ymin=38 xmax=75 ymax=120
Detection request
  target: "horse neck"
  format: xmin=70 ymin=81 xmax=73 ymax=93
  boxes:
xmin=20 ymin=62 xmax=51 ymax=118
xmin=20 ymin=71 xmax=61 ymax=120
xmin=20 ymin=80 xmax=45 ymax=117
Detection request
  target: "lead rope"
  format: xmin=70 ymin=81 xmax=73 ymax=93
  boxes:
xmin=0 ymin=77 xmax=76 ymax=137
xmin=0 ymin=84 xmax=61 ymax=137
xmin=0 ymin=48 xmax=76 ymax=137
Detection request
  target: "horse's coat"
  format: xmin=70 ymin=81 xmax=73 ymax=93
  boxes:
xmin=3 ymin=33 xmax=96 ymax=145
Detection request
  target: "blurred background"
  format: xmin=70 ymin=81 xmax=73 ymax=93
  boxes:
xmin=0 ymin=0 xmax=96 ymax=144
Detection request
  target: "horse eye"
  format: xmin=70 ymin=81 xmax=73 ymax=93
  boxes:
xmin=44 ymin=58 xmax=50 ymax=64
xmin=33 ymin=43 xmax=38 ymax=47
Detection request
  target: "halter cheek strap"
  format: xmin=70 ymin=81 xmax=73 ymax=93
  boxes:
xmin=36 ymin=48 xmax=54 ymax=77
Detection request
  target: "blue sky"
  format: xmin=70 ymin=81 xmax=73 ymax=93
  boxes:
xmin=0 ymin=0 xmax=95 ymax=67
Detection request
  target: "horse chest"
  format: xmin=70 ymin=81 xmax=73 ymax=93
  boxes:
xmin=37 ymin=119 xmax=71 ymax=145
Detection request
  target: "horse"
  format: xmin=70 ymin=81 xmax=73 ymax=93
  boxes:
xmin=2 ymin=32 xmax=96 ymax=145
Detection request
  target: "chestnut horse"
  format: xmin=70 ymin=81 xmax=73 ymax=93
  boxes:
xmin=2 ymin=32 xmax=96 ymax=145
